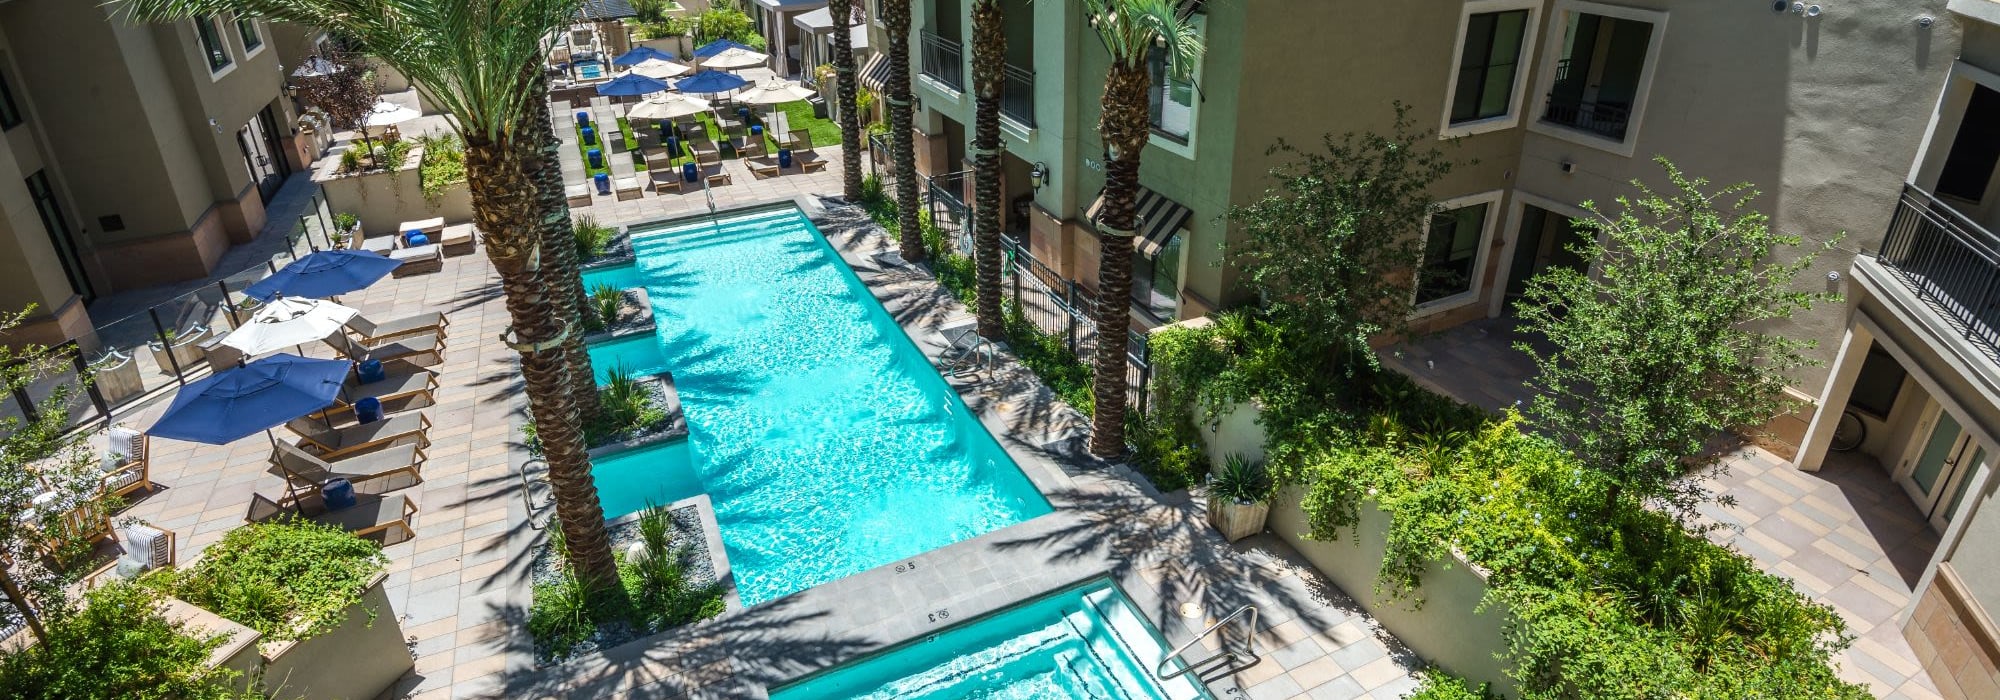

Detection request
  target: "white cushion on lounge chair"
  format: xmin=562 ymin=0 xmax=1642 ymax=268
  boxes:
xmin=396 ymin=217 xmax=446 ymax=234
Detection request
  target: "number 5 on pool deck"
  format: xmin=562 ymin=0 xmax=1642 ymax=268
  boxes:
xmin=895 ymin=560 xmax=919 ymax=574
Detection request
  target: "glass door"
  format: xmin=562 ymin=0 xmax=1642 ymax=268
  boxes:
xmin=1899 ymin=407 xmax=1987 ymax=529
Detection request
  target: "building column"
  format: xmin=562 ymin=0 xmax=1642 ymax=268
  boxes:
xmin=1797 ymin=322 xmax=1876 ymax=471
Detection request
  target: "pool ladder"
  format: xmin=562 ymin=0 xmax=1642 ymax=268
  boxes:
xmin=940 ymin=328 xmax=997 ymax=377
xmin=1155 ymin=604 xmax=1259 ymax=682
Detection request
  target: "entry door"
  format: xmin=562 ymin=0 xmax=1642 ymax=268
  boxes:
xmin=238 ymin=119 xmax=282 ymax=203
xmin=1503 ymin=205 xmax=1589 ymax=312
xmin=1899 ymin=407 xmax=1989 ymax=528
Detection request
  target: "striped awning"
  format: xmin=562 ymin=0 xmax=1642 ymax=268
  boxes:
xmin=1087 ymin=187 xmax=1192 ymax=259
xmin=859 ymin=52 xmax=891 ymax=92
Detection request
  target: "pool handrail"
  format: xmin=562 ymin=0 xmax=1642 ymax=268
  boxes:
xmin=1155 ymin=603 xmax=1259 ymax=683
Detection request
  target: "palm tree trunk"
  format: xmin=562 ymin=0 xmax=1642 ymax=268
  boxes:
xmin=463 ymin=129 xmax=619 ymax=591
xmin=829 ymin=0 xmax=864 ymax=202
xmin=883 ymin=0 xmax=925 ymax=261
xmin=970 ymin=0 xmax=1005 ymax=340
xmin=525 ymin=69 xmax=602 ymax=420
xmin=1088 ymin=60 xmax=1151 ymax=460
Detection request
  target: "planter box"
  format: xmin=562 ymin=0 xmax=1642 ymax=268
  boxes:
xmin=173 ymin=572 xmax=412 ymax=700
xmin=1207 ymin=499 xmax=1269 ymax=542
xmin=89 ymin=351 xmax=145 ymax=406
xmin=147 ymin=325 xmax=212 ymax=375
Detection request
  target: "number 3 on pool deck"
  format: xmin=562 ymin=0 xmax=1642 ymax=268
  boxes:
xmin=928 ymin=609 xmax=950 ymax=623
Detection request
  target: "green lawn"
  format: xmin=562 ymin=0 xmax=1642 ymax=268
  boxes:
xmin=573 ymin=118 xmax=648 ymax=179
xmin=687 ymin=101 xmax=842 ymax=157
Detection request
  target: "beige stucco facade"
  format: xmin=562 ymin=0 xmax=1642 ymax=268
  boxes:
xmin=0 ymin=5 xmax=304 ymax=337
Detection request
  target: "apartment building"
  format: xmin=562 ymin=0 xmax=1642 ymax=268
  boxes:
xmin=0 ymin=2 xmax=305 ymax=345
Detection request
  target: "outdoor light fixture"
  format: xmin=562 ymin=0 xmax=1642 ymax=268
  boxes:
xmin=1029 ymin=162 xmax=1048 ymax=190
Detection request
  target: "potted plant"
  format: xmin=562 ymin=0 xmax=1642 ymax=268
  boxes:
xmin=331 ymin=212 xmax=360 ymax=249
xmin=89 ymin=350 xmax=145 ymax=405
xmin=146 ymin=325 xmax=212 ymax=375
xmin=1206 ymin=454 xmax=1273 ymax=542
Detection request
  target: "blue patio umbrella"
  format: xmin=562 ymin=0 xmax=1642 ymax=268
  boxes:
xmin=595 ymin=73 xmax=672 ymax=97
xmin=243 ymin=249 xmax=403 ymax=302
xmin=612 ymin=45 xmax=678 ymax=67
xmin=675 ymin=70 xmax=750 ymax=95
xmin=693 ymin=39 xmax=755 ymax=59
xmin=148 ymin=354 xmax=352 ymax=445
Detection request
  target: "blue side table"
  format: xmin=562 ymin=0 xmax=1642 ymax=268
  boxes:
xmin=594 ymin=173 xmax=612 ymax=195
xmin=575 ymin=110 xmax=591 ymax=125
xmin=682 ymin=162 xmax=699 ymax=183
xmin=587 ymin=148 xmax=603 ymax=169
xmin=777 ymin=149 xmax=792 ymax=168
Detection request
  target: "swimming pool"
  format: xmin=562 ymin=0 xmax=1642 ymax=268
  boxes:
xmin=578 ymin=61 xmax=605 ymax=80
xmin=770 ymin=579 xmax=1212 ymax=699
xmin=585 ymin=208 xmax=1051 ymax=605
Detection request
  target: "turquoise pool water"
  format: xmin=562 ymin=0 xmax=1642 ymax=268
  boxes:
xmin=578 ymin=61 xmax=604 ymax=79
xmin=585 ymin=208 xmax=1051 ymax=604
xmin=770 ymin=579 xmax=1211 ymax=699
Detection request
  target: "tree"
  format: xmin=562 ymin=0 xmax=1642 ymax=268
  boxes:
xmin=969 ymin=0 xmax=1005 ymax=340
xmin=695 ymin=5 xmax=765 ymax=50
xmin=0 ymin=309 xmax=100 ymax=645
xmin=524 ymin=74 xmax=602 ymax=420
xmin=882 ymin=0 xmax=925 ymax=262
xmin=1080 ymin=0 xmax=1202 ymax=459
xmin=1516 ymin=158 xmax=1833 ymax=516
xmin=829 ymin=0 xmax=864 ymax=202
xmin=117 ymin=0 xmax=622 ymax=592
xmin=292 ymin=47 xmax=381 ymax=162
xmin=1227 ymin=105 xmax=1459 ymax=371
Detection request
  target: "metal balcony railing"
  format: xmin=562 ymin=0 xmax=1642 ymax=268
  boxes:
xmin=1000 ymin=63 xmax=1034 ymax=127
xmin=1877 ymin=184 xmax=2000 ymax=362
xmin=920 ymin=29 xmax=964 ymax=90
xmin=1541 ymin=93 xmax=1632 ymax=140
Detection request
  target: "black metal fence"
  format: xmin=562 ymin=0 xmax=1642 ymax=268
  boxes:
xmin=1001 ymin=63 xmax=1035 ymax=126
xmin=1878 ymin=184 xmax=2000 ymax=361
xmin=0 ymin=192 xmax=338 ymax=436
xmin=1541 ymin=94 xmax=1632 ymax=140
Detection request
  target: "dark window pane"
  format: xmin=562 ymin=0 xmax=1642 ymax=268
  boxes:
xmin=1450 ymin=10 xmax=1529 ymax=125
xmin=1418 ymin=203 xmax=1488 ymax=304
xmin=0 ymin=68 xmax=20 ymax=129
xmin=237 ymin=17 xmax=262 ymax=52
xmin=197 ymin=17 xmax=231 ymax=71
xmin=1848 ymin=346 xmax=1906 ymax=419
xmin=1938 ymin=85 xmax=2000 ymax=203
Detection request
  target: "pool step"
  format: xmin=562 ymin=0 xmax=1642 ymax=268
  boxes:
xmin=627 ymin=211 xmax=806 ymax=248
xmin=629 ymin=221 xmax=815 ymax=257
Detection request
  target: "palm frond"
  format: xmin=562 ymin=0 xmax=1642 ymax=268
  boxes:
xmin=1079 ymin=0 xmax=1203 ymax=74
xmin=113 ymin=0 xmax=582 ymax=140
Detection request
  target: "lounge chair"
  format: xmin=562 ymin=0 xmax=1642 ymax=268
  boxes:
xmin=268 ymin=440 xmax=424 ymax=495
xmin=729 ymin=133 xmax=764 ymax=158
xmin=794 ymin=150 xmax=828 ymax=173
xmin=614 ymin=176 xmax=643 ymax=200
xmin=311 ymin=366 xmax=440 ymax=422
xmin=246 ymin=491 xmax=418 ymax=546
xmin=642 ymin=149 xmax=676 ymax=171
xmin=326 ymin=331 xmax=443 ymax=367
xmin=99 ymin=425 xmax=151 ymax=499
xmin=395 ymin=217 xmax=446 ymax=238
xmin=286 ymin=412 xmax=431 ymax=459
xmin=687 ymin=139 xmax=720 ymax=163
xmin=347 ymin=311 xmax=448 ymax=345
xmin=360 ymin=233 xmax=397 ymax=255
xmin=746 ymin=156 xmax=782 ymax=179
xmin=566 ymin=183 xmax=593 ymax=208
xmin=390 ymin=244 xmax=444 ymax=277
xmin=652 ymin=170 xmax=687 ymax=194
xmin=439 ymin=223 xmax=478 ymax=256
xmin=701 ymin=162 xmax=732 ymax=187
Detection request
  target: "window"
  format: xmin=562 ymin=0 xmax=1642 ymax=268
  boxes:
xmin=1848 ymin=346 xmax=1907 ymax=419
xmin=1418 ymin=203 xmax=1490 ymax=305
xmin=26 ymin=171 xmax=91 ymax=300
xmin=1451 ymin=9 xmax=1530 ymax=125
xmin=1132 ymin=233 xmax=1184 ymax=318
xmin=1937 ymin=84 xmax=2000 ymax=203
xmin=1147 ymin=47 xmax=1195 ymax=142
xmin=236 ymin=16 xmax=263 ymax=54
xmin=0 ymin=67 xmax=20 ymax=130
xmin=1530 ymin=2 xmax=1666 ymax=153
xmin=196 ymin=16 xmax=232 ymax=72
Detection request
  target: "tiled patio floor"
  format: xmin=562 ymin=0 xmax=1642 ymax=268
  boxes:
xmin=1388 ymin=316 xmax=1946 ymax=699
xmin=92 ymin=154 xmax=1434 ymax=699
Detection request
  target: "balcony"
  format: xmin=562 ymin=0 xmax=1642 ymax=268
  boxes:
xmin=920 ymin=30 xmax=964 ymax=91
xmin=1000 ymin=63 xmax=1034 ymax=127
xmin=1876 ymin=184 xmax=2000 ymax=362
xmin=1541 ymin=93 xmax=1631 ymax=141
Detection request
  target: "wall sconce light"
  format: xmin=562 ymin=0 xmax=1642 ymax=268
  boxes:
xmin=208 ymin=118 xmax=222 ymax=134
xmin=1029 ymin=162 xmax=1048 ymax=190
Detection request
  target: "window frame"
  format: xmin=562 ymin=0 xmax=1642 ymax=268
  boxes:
xmin=195 ymin=16 xmax=235 ymax=76
xmin=1524 ymin=0 xmax=1667 ymax=157
xmin=236 ymin=15 xmax=265 ymax=58
xmin=1439 ymin=0 xmax=1542 ymax=139
xmin=1131 ymin=229 xmax=1187 ymax=319
xmin=0 ymin=65 xmax=21 ymax=131
xmin=1412 ymin=190 xmax=1506 ymax=316
xmin=1144 ymin=13 xmax=1204 ymax=160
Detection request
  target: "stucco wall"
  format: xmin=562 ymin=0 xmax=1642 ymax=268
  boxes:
xmin=256 ymin=573 xmax=413 ymax=700
xmin=1513 ymin=0 xmax=1959 ymax=396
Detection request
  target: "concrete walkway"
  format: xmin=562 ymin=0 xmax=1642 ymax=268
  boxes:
xmin=1387 ymin=317 xmax=1945 ymax=699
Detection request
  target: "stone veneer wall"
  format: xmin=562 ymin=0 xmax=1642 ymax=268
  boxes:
xmin=1906 ymin=563 xmax=2000 ymax=699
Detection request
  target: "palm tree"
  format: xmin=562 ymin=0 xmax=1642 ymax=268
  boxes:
xmin=1081 ymin=0 xmax=1202 ymax=459
xmin=969 ymin=0 xmax=1005 ymax=339
xmin=117 ymin=0 xmax=623 ymax=590
xmin=525 ymin=75 xmax=602 ymax=420
xmin=829 ymin=0 xmax=864 ymax=201
xmin=882 ymin=0 xmax=925 ymax=261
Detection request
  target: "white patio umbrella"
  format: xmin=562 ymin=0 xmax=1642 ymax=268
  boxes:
xmin=291 ymin=56 xmax=342 ymax=78
xmin=734 ymin=67 xmax=777 ymax=85
xmin=221 ymin=297 xmax=359 ymax=356
xmin=735 ymin=79 xmax=816 ymax=106
xmin=626 ymin=57 xmax=692 ymax=80
xmin=702 ymin=46 xmax=769 ymax=70
xmin=626 ymin=93 xmax=711 ymax=121
xmin=362 ymin=100 xmax=422 ymax=127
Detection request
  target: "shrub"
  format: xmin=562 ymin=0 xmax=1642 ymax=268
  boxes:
xmin=1207 ymin=454 xmax=1270 ymax=503
xmin=333 ymin=212 xmax=359 ymax=234
xmin=338 ymin=147 xmax=364 ymax=173
xmin=592 ymin=284 xmax=624 ymax=330
xmin=0 ymin=580 xmax=247 ymax=700
xmin=573 ymin=216 xmax=616 ymax=260
xmin=417 ymin=133 xmax=467 ymax=200
xmin=172 ymin=520 xmax=388 ymax=643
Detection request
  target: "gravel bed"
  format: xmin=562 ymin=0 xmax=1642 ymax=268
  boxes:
xmin=527 ymin=504 xmax=714 ymax=664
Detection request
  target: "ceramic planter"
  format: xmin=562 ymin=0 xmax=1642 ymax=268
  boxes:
xmin=147 ymin=325 xmax=212 ymax=375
